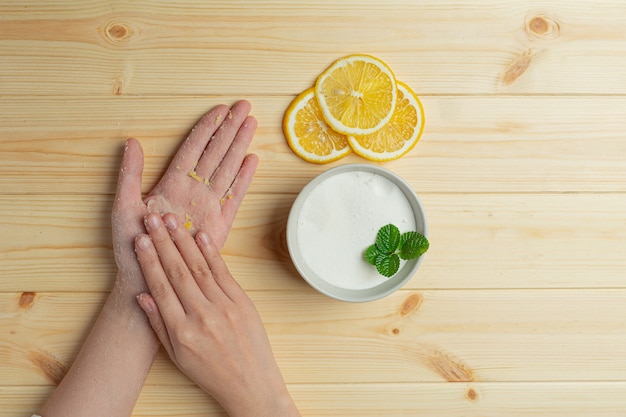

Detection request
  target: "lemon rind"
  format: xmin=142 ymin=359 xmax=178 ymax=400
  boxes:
xmin=282 ymin=88 xmax=352 ymax=164
xmin=347 ymin=81 xmax=425 ymax=162
xmin=314 ymin=54 xmax=398 ymax=136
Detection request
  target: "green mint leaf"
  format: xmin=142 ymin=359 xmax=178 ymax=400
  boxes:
xmin=375 ymin=253 xmax=400 ymax=278
xmin=375 ymin=224 xmax=401 ymax=254
xmin=365 ymin=225 xmax=430 ymax=278
xmin=364 ymin=244 xmax=381 ymax=265
xmin=399 ymin=231 xmax=430 ymax=260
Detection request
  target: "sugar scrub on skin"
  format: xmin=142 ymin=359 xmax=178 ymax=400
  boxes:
xmin=296 ymin=170 xmax=416 ymax=290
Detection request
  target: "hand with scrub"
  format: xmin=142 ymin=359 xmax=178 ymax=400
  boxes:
xmin=112 ymin=100 xmax=259 ymax=298
xmin=135 ymin=212 xmax=301 ymax=417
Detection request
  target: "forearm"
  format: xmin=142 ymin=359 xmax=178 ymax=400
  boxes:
xmin=38 ymin=275 xmax=159 ymax=417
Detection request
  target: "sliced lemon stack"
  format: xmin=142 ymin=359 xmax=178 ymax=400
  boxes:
xmin=283 ymin=54 xmax=425 ymax=164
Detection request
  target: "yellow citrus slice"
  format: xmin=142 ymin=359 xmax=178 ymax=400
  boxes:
xmin=347 ymin=81 xmax=425 ymax=162
xmin=283 ymin=88 xmax=351 ymax=164
xmin=314 ymin=54 xmax=397 ymax=136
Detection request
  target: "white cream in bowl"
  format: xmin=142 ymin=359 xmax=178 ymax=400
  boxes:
xmin=287 ymin=164 xmax=428 ymax=302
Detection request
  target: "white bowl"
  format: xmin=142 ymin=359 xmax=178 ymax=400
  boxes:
xmin=286 ymin=164 xmax=428 ymax=302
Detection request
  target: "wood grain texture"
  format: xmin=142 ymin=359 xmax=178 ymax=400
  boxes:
xmin=4 ymin=382 xmax=626 ymax=417
xmin=1 ymin=96 xmax=626 ymax=195
xmin=2 ymin=0 xmax=626 ymax=415
xmin=1 ymin=1 xmax=626 ymax=95
xmin=2 ymin=290 xmax=626 ymax=386
xmin=1 ymin=192 xmax=625 ymax=292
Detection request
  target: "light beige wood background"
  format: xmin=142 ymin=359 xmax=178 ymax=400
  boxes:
xmin=2 ymin=1 xmax=626 ymax=415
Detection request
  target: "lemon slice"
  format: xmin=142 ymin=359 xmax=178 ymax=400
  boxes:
xmin=283 ymin=88 xmax=351 ymax=164
xmin=315 ymin=54 xmax=397 ymax=136
xmin=347 ymin=81 xmax=425 ymax=162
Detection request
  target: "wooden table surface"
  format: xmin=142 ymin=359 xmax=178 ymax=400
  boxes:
xmin=2 ymin=1 xmax=626 ymax=415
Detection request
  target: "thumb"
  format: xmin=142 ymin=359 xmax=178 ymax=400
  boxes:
xmin=114 ymin=138 xmax=145 ymax=206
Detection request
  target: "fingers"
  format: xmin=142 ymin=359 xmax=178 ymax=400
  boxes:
xmin=209 ymin=115 xmax=258 ymax=198
xmin=113 ymin=138 xmax=144 ymax=210
xmin=161 ymin=213 xmax=226 ymax=303
xmin=135 ymin=234 xmax=186 ymax=325
xmin=136 ymin=293 xmax=174 ymax=355
xmin=195 ymin=231 xmax=245 ymax=302
xmin=220 ymin=153 xmax=259 ymax=223
xmin=195 ymin=100 xmax=251 ymax=178
xmin=168 ymin=104 xmax=230 ymax=175
xmin=160 ymin=101 xmax=256 ymax=199
xmin=142 ymin=213 xmax=208 ymax=311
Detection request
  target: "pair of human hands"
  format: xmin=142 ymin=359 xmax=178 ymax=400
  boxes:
xmin=110 ymin=101 xmax=299 ymax=416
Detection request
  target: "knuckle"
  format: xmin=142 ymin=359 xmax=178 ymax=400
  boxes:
xmin=175 ymin=327 xmax=197 ymax=351
xmin=166 ymin=264 xmax=189 ymax=283
xmin=150 ymin=282 xmax=170 ymax=300
xmin=188 ymin=261 xmax=211 ymax=280
xmin=220 ymin=304 xmax=241 ymax=324
xmin=150 ymin=282 xmax=170 ymax=299
xmin=198 ymin=313 xmax=216 ymax=332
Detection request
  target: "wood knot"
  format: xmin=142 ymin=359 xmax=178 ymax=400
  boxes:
xmin=501 ymin=51 xmax=532 ymax=86
xmin=19 ymin=292 xmax=36 ymax=309
xmin=399 ymin=293 xmax=422 ymax=317
xmin=102 ymin=19 xmax=136 ymax=44
xmin=427 ymin=349 xmax=474 ymax=382
xmin=28 ymin=350 xmax=68 ymax=385
xmin=108 ymin=23 xmax=128 ymax=39
xmin=112 ymin=78 xmax=124 ymax=95
xmin=526 ymin=14 xmax=561 ymax=39
xmin=391 ymin=327 xmax=400 ymax=335
xmin=466 ymin=386 xmax=479 ymax=402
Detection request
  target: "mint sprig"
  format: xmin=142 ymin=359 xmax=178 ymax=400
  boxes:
xmin=364 ymin=224 xmax=429 ymax=278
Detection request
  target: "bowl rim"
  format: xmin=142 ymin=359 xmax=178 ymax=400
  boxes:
xmin=286 ymin=163 xmax=428 ymax=302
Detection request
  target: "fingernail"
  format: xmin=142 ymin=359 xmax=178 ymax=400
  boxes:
xmin=164 ymin=214 xmax=178 ymax=230
xmin=197 ymin=231 xmax=210 ymax=247
xmin=136 ymin=293 xmax=153 ymax=313
xmin=136 ymin=235 xmax=152 ymax=250
xmin=145 ymin=213 xmax=161 ymax=231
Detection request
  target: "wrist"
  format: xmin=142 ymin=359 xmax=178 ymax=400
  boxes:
xmin=111 ymin=267 xmax=149 ymax=306
xmin=103 ymin=273 xmax=155 ymax=335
